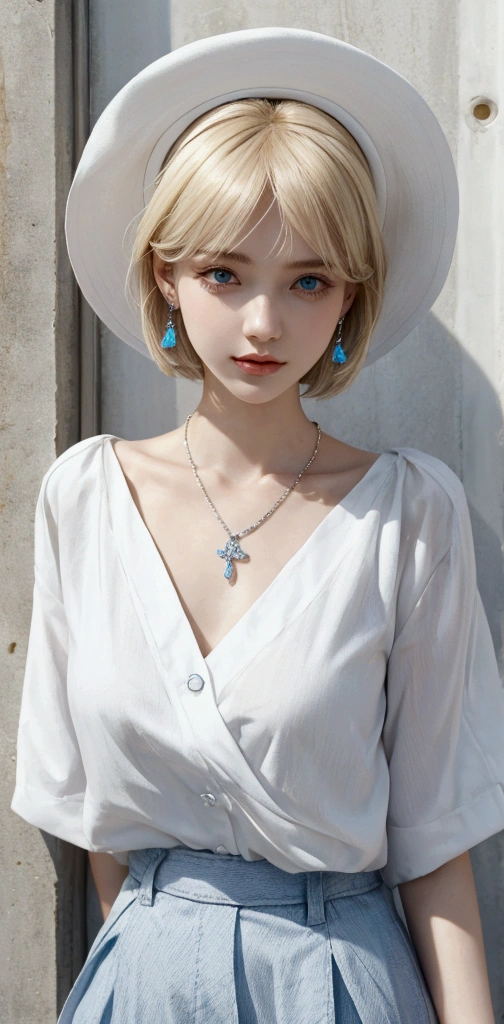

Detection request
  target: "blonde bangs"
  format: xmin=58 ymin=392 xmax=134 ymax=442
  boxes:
xmin=128 ymin=98 xmax=387 ymax=396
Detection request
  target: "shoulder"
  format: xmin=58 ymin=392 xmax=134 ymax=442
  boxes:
xmin=392 ymin=447 xmax=467 ymax=509
xmin=387 ymin=446 xmax=473 ymax=567
xmin=37 ymin=434 xmax=117 ymax=516
xmin=383 ymin=449 xmax=480 ymax=634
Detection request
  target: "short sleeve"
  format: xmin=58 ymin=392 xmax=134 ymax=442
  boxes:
xmin=381 ymin=469 xmax=504 ymax=889
xmin=10 ymin=469 xmax=90 ymax=847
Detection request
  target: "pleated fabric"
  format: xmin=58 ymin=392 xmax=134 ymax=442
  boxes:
xmin=58 ymin=847 xmax=439 ymax=1023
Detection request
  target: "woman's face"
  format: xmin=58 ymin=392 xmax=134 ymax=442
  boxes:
xmin=153 ymin=195 xmax=357 ymax=405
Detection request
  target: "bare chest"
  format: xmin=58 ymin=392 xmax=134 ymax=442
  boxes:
xmin=111 ymin=439 xmax=381 ymax=659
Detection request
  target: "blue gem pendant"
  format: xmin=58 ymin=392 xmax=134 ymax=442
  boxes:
xmin=332 ymin=316 xmax=347 ymax=363
xmin=161 ymin=303 xmax=177 ymax=348
xmin=217 ymin=537 xmax=249 ymax=580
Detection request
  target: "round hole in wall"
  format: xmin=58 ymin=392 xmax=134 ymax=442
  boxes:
xmin=470 ymin=97 xmax=497 ymax=124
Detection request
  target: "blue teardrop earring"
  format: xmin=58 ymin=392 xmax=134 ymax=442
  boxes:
xmin=332 ymin=316 xmax=347 ymax=363
xmin=161 ymin=303 xmax=177 ymax=349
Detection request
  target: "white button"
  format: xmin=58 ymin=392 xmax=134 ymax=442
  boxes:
xmin=216 ymin=845 xmax=228 ymax=854
xmin=200 ymin=793 xmax=216 ymax=806
xmin=187 ymin=674 xmax=205 ymax=692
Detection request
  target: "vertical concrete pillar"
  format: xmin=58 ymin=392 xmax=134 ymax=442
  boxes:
xmin=0 ymin=2 xmax=81 ymax=1021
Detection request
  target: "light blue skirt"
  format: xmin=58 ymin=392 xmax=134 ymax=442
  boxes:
xmin=58 ymin=846 xmax=439 ymax=1023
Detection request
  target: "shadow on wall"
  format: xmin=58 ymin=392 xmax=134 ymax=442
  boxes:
xmin=303 ymin=310 xmax=504 ymax=664
xmin=100 ymin=326 xmax=178 ymax=442
xmin=42 ymin=833 xmax=88 ymax=1015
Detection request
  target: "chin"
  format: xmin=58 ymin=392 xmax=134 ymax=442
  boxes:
xmin=223 ymin=379 xmax=295 ymax=405
xmin=202 ymin=363 xmax=310 ymax=403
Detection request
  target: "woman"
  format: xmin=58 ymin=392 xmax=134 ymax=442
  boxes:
xmin=11 ymin=27 xmax=504 ymax=1024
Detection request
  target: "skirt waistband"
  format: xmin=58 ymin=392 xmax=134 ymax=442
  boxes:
xmin=128 ymin=847 xmax=384 ymax=928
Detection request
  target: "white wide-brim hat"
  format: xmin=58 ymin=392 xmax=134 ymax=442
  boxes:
xmin=65 ymin=27 xmax=458 ymax=366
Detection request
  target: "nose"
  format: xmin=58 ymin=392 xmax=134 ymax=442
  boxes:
xmin=242 ymin=294 xmax=282 ymax=345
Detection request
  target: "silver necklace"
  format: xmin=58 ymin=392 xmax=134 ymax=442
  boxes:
xmin=183 ymin=413 xmax=322 ymax=580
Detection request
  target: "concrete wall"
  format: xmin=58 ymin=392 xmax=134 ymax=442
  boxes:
xmin=2 ymin=0 xmax=503 ymax=1020
xmin=0 ymin=2 xmax=82 ymax=1020
xmin=88 ymin=0 xmax=177 ymax=441
xmin=0 ymin=2 xmax=60 ymax=1019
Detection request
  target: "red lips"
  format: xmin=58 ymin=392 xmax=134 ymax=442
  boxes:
xmin=233 ymin=354 xmax=283 ymax=363
xmin=232 ymin=354 xmax=286 ymax=377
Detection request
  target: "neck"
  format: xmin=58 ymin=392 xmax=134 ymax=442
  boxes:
xmin=187 ymin=376 xmax=320 ymax=482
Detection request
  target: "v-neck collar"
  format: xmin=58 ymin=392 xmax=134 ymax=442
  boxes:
xmin=101 ymin=434 xmax=398 ymax=683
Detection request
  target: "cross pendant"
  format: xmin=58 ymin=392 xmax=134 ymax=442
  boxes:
xmin=217 ymin=537 xmax=249 ymax=579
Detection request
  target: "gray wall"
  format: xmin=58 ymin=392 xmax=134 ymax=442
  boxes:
xmin=89 ymin=0 xmax=177 ymax=441
xmin=2 ymin=0 xmax=503 ymax=1020
xmin=0 ymin=1 xmax=82 ymax=1020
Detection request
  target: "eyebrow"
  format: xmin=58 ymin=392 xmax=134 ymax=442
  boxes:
xmin=194 ymin=250 xmax=329 ymax=270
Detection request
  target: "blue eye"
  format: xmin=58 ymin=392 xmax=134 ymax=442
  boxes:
xmin=210 ymin=268 xmax=233 ymax=284
xmin=298 ymin=276 xmax=319 ymax=291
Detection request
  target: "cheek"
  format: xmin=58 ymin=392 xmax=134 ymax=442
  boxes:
xmin=288 ymin=301 xmax=338 ymax=355
xmin=178 ymin=282 xmax=236 ymax=342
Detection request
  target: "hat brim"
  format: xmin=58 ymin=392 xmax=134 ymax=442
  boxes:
xmin=65 ymin=27 xmax=458 ymax=367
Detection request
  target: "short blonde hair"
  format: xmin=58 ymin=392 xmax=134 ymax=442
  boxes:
xmin=128 ymin=98 xmax=387 ymax=399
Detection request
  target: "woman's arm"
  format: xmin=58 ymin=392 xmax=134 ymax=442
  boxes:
xmin=88 ymin=852 xmax=129 ymax=921
xmin=398 ymin=850 xmax=494 ymax=1024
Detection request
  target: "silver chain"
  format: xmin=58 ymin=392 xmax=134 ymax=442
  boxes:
xmin=183 ymin=413 xmax=322 ymax=541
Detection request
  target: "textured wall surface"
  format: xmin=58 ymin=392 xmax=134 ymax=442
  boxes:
xmin=0 ymin=1 xmax=58 ymax=1020
xmin=88 ymin=0 xmax=177 ymax=441
xmin=0 ymin=2 xmax=81 ymax=1020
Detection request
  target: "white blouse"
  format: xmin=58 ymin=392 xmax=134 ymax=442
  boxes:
xmin=11 ymin=434 xmax=504 ymax=889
